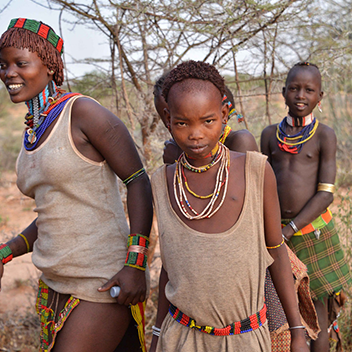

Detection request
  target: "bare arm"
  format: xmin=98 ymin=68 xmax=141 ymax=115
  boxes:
xmin=71 ymin=98 xmax=153 ymax=305
xmin=149 ymin=266 xmax=170 ymax=352
xmin=264 ymin=163 xmax=309 ymax=352
xmin=0 ymin=219 xmax=38 ymax=290
xmin=260 ymin=125 xmax=274 ymax=163
xmin=283 ymin=126 xmax=336 ymax=240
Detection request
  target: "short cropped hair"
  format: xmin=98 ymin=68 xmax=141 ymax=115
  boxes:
xmin=162 ymin=60 xmax=225 ymax=102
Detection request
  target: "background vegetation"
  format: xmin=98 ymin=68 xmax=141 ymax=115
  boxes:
xmin=0 ymin=0 xmax=352 ymax=350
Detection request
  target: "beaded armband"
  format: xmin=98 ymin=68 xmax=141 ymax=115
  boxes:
xmin=124 ymin=234 xmax=149 ymax=271
xmin=123 ymin=168 xmax=146 ymax=186
xmin=0 ymin=244 xmax=13 ymax=265
xmin=317 ymin=183 xmax=335 ymax=194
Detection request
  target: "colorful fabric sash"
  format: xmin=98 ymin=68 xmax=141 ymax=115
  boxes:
xmin=169 ymin=303 xmax=267 ymax=336
xmin=284 ymin=208 xmax=332 ymax=237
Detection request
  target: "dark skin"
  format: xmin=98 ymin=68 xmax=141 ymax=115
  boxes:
xmin=153 ymin=89 xmax=258 ymax=164
xmin=0 ymin=46 xmax=153 ymax=351
xmin=260 ymin=65 xmax=335 ymax=352
xmin=150 ymin=79 xmax=308 ymax=352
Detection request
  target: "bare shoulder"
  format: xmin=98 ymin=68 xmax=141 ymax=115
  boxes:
xmin=317 ymin=122 xmax=336 ymax=139
xmin=71 ymin=96 xmax=112 ymax=119
xmin=261 ymin=123 xmax=277 ymax=137
xmin=226 ymin=129 xmax=258 ymax=152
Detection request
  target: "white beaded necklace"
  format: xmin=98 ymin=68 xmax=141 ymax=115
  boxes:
xmin=173 ymin=144 xmax=230 ymax=220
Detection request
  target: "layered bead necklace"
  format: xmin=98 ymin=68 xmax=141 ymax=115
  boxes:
xmin=276 ymin=113 xmax=319 ymax=154
xmin=173 ymin=143 xmax=230 ymax=220
xmin=24 ymin=81 xmax=80 ymax=151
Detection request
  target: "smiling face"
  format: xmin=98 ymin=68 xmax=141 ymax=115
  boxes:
xmin=282 ymin=66 xmax=323 ymax=119
xmin=165 ymin=79 xmax=227 ymax=162
xmin=0 ymin=46 xmax=53 ymax=103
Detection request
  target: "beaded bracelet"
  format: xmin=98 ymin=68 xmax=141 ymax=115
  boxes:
xmin=266 ymin=238 xmax=284 ymax=250
xmin=123 ymin=168 xmax=146 ymax=186
xmin=18 ymin=233 xmax=30 ymax=253
xmin=0 ymin=244 xmax=13 ymax=265
xmin=124 ymin=234 xmax=149 ymax=271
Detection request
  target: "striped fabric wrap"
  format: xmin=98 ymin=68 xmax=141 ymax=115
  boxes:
xmin=8 ymin=18 xmax=64 ymax=54
xmin=283 ymin=212 xmax=352 ymax=300
xmin=169 ymin=303 xmax=267 ymax=336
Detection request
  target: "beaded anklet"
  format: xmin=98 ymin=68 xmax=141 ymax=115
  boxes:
xmin=123 ymin=168 xmax=146 ymax=186
xmin=124 ymin=234 xmax=149 ymax=271
xmin=0 ymin=244 xmax=13 ymax=264
xmin=266 ymin=238 xmax=284 ymax=250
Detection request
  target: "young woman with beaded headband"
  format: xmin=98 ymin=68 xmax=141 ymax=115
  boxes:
xmin=149 ymin=60 xmax=309 ymax=352
xmin=0 ymin=18 xmax=153 ymax=352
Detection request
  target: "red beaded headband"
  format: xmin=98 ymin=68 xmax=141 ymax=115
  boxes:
xmin=8 ymin=18 xmax=64 ymax=54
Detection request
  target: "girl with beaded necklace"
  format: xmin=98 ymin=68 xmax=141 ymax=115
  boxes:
xmin=149 ymin=61 xmax=309 ymax=352
xmin=153 ymin=73 xmax=258 ymax=164
xmin=0 ymin=18 xmax=153 ymax=351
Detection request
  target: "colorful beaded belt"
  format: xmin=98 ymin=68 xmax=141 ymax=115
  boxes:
xmin=169 ymin=303 xmax=267 ymax=336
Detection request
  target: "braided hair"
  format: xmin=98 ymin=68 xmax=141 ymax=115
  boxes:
xmin=0 ymin=27 xmax=64 ymax=86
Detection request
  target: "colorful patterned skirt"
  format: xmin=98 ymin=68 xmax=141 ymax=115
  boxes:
xmin=36 ymin=279 xmax=146 ymax=352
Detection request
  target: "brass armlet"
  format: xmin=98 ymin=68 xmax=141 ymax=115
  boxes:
xmin=317 ymin=183 xmax=335 ymax=194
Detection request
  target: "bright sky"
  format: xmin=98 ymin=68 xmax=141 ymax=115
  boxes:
xmin=0 ymin=0 xmax=111 ymax=78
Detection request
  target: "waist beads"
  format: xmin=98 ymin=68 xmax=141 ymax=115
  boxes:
xmin=169 ymin=303 xmax=267 ymax=336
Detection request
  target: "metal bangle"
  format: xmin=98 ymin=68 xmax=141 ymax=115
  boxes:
xmin=317 ymin=183 xmax=335 ymax=193
xmin=282 ymin=234 xmax=289 ymax=242
xmin=289 ymin=220 xmax=299 ymax=233
xmin=289 ymin=325 xmax=306 ymax=330
xmin=152 ymin=325 xmax=161 ymax=337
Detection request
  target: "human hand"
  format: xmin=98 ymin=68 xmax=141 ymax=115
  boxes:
xmin=290 ymin=330 xmax=309 ymax=352
xmin=98 ymin=266 xmax=146 ymax=306
xmin=163 ymin=139 xmax=182 ymax=164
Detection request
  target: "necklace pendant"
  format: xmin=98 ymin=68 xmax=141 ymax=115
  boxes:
xmin=27 ymin=129 xmax=37 ymax=144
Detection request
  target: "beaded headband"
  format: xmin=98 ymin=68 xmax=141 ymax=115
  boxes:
xmin=8 ymin=18 xmax=64 ymax=54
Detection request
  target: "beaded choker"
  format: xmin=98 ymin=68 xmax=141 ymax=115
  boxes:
xmin=24 ymin=81 xmax=81 ymax=150
xmin=276 ymin=117 xmax=319 ymax=154
xmin=174 ymin=143 xmax=230 ymax=220
xmin=286 ymin=113 xmax=314 ymax=127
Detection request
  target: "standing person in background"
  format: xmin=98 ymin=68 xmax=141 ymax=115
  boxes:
xmin=261 ymin=61 xmax=351 ymax=352
xmin=0 ymin=18 xmax=153 ymax=352
xmin=153 ymin=73 xmax=258 ymax=164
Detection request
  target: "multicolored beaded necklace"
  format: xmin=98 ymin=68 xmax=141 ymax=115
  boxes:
xmin=276 ymin=114 xmax=319 ymax=154
xmin=219 ymin=125 xmax=232 ymax=144
xmin=24 ymin=81 xmax=80 ymax=151
xmin=174 ymin=143 xmax=230 ymax=219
